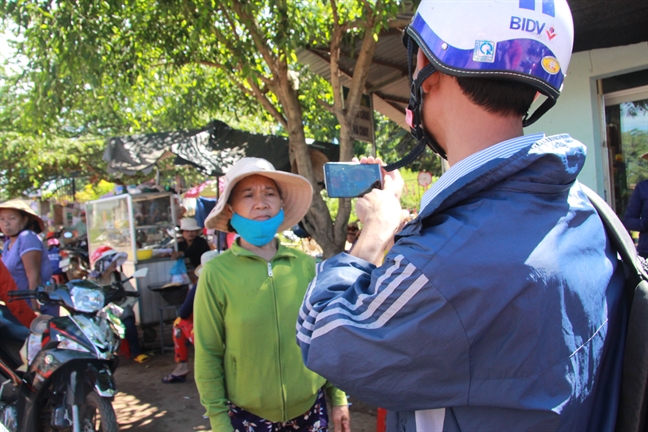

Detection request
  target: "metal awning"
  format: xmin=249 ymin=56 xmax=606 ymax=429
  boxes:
xmin=103 ymin=120 xmax=340 ymax=176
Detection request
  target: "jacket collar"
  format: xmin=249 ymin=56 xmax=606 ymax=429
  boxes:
xmin=229 ymin=238 xmax=298 ymax=261
xmin=401 ymin=134 xmax=585 ymax=236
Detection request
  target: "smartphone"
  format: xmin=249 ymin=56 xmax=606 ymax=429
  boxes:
xmin=323 ymin=162 xmax=384 ymax=198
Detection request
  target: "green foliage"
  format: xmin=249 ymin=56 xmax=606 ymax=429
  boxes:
xmin=298 ymin=69 xmax=340 ymax=143
xmin=1 ymin=0 xmax=408 ymax=255
xmin=0 ymin=0 xmax=404 ymax=140
xmin=0 ymin=133 xmax=106 ymax=200
xmin=400 ymin=168 xmax=436 ymax=212
xmin=74 ymin=180 xmax=117 ymax=203
xmin=623 ymin=129 xmax=648 ymax=187
xmin=321 ymin=189 xmax=357 ymax=224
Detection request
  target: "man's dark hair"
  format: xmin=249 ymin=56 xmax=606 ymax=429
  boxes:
xmin=456 ymin=76 xmax=537 ymax=117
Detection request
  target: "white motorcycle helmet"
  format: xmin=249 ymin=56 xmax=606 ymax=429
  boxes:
xmin=392 ymin=0 xmax=574 ymax=164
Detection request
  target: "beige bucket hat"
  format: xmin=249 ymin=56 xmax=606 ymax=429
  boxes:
xmin=179 ymin=217 xmax=201 ymax=231
xmin=204 ymin=157 xmax=313 ymax=233
xmin=0 ymin=199 xmax=45 ymax=233
xmin=194 ymin=249 xmax=221 ymax=278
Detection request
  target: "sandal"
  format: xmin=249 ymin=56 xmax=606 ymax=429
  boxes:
xmin=161 ymin=373 xmax=187 ymax=384
xmin=133 ymin=354 xmax=150 ymax=364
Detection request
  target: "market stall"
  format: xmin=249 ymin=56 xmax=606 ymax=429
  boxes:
xmin=85 ymin=192 xmax=183 ymax=340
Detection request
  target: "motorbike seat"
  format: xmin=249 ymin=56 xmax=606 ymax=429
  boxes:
xmin=0 ymin=305 xmax=29 ymax=343
xmin=0 ymin=305 xmax=29 ymax=370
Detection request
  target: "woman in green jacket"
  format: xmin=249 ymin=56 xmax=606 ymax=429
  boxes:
xmin=195 ymin=157 xmax=350 ymax=432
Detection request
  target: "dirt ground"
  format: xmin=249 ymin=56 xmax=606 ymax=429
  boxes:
xmin=112 ymin=347 xmax=378 ymax=432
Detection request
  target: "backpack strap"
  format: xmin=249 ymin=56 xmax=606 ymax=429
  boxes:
xmin=581 ymin=184 xmax=648 ymax=301
xmin=581 ymin=184 xmax=648 ymax=432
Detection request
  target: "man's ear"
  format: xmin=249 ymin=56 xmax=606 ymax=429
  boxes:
xmin=416 ymin=50 xmax=438 ymax=94
xmin=420 ymin=71 xmax=441 ymax=94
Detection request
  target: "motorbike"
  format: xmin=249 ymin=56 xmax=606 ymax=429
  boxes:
xmin=0 ymin=268 xmax=147 ymax=432
xmin=59 ymin=233 xmax=90 ymax=281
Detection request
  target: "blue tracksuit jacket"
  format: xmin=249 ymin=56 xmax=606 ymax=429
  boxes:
xmin=297 ymin=134 xmax=626 ymax=431
xmin=623 ymin=179 xmax=648 ymax=256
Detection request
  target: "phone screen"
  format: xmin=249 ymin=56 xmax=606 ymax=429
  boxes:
xmin=323 ymin=163 xmax=383 ymax=198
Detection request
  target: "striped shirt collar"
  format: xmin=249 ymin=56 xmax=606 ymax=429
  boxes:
xmin=420 ymin=133 xmax=545 ymax=212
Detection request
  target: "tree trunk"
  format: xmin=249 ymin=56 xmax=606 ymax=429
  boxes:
xmin=276 ymin=69 xmax=344 ymax=258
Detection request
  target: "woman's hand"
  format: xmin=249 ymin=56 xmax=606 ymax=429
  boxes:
xmin=331 ymin=405 xmax=351 ymax=432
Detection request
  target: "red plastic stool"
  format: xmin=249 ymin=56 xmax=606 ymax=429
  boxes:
xmin=376 ymin=408 xmax=387 ymax=432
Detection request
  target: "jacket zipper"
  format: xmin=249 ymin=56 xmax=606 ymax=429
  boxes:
xmin=268 ymin=259 xmax=286 ymax=419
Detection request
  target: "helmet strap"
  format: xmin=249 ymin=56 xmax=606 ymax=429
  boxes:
xmin=385 ymin=32 xmax=447 ymax=172
xmin=522 ymin=96 xmax=557 ymax=127
xmin=384 ymin=138 xmax=428 ymax=172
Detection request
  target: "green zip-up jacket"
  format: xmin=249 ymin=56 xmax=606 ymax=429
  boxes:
xmin=194 ymin=240 xmax=347 ymax=431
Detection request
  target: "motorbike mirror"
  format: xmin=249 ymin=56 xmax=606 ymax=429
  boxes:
xmin=63 ymin=231 xmax=73 ymax=239
xmin=132 ymin=268 xmax=149 ymax=279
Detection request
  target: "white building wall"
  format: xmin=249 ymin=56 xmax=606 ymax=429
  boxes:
xmin=525 ymin=42 xmax=648 ymax=198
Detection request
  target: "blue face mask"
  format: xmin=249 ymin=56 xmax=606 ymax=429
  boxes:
xmin=230 ymin=209 xmax=285 ymax=247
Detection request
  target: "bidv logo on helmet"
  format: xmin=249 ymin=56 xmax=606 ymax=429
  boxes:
xmin=510 ymin=0 xmax=556 ymax=37
xmin=473 ymin=40 xmax=496 ymax=63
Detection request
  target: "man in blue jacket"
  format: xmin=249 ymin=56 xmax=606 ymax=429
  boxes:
xmin=297 ymin=1 xmax=626 ymax=431
xmin=624 ymin=152 xmax=648 ymax=258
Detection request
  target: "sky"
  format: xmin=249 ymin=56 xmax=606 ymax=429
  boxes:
xmin=1 ymin=27 xmax=25 ymax=75
xmin=0 ymin=30 xmax=12 ymax=61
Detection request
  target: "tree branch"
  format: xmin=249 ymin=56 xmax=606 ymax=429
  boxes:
xmin=389 ymin=18 xmax=411 ymax=29
xmin=247 ymin=76 xmax=288 ymax=129
xmin=230 ymin=1 xmax=280 ymax=77
xmin=344 ymin=1 xmax=383 ymax=121
xmin=316 ymin=98 xmax=334 ymax=114
xmin=329 ymin=0 xmax=346 ymax=121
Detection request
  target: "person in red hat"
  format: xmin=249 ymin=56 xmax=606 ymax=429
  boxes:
xmin=90 ymin=246 xmax=149 ymax=364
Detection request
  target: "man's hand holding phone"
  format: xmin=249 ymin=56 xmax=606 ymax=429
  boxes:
xmin=349 ymin=157 xmax=404 ymax=266
xmin=356 ymin=156 xmax=404 ymax=199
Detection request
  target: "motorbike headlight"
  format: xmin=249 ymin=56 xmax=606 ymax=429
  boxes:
xmin=70 ymin=287 xmax=105 ymax=313
xmin=58 ymin=338 xmax=91 ymax=353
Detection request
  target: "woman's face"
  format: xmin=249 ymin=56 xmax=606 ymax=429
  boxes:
xmin=0 ymin=209 xmax=28 ymax=237
xmin=229 ymin=175 xmax=282 ymax=221
xmin=182 ymin=229 xmax=200 ymax=242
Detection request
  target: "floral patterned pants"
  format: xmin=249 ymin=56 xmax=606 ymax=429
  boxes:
xmin=228 ymin=389 xmax=329 ymax=432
